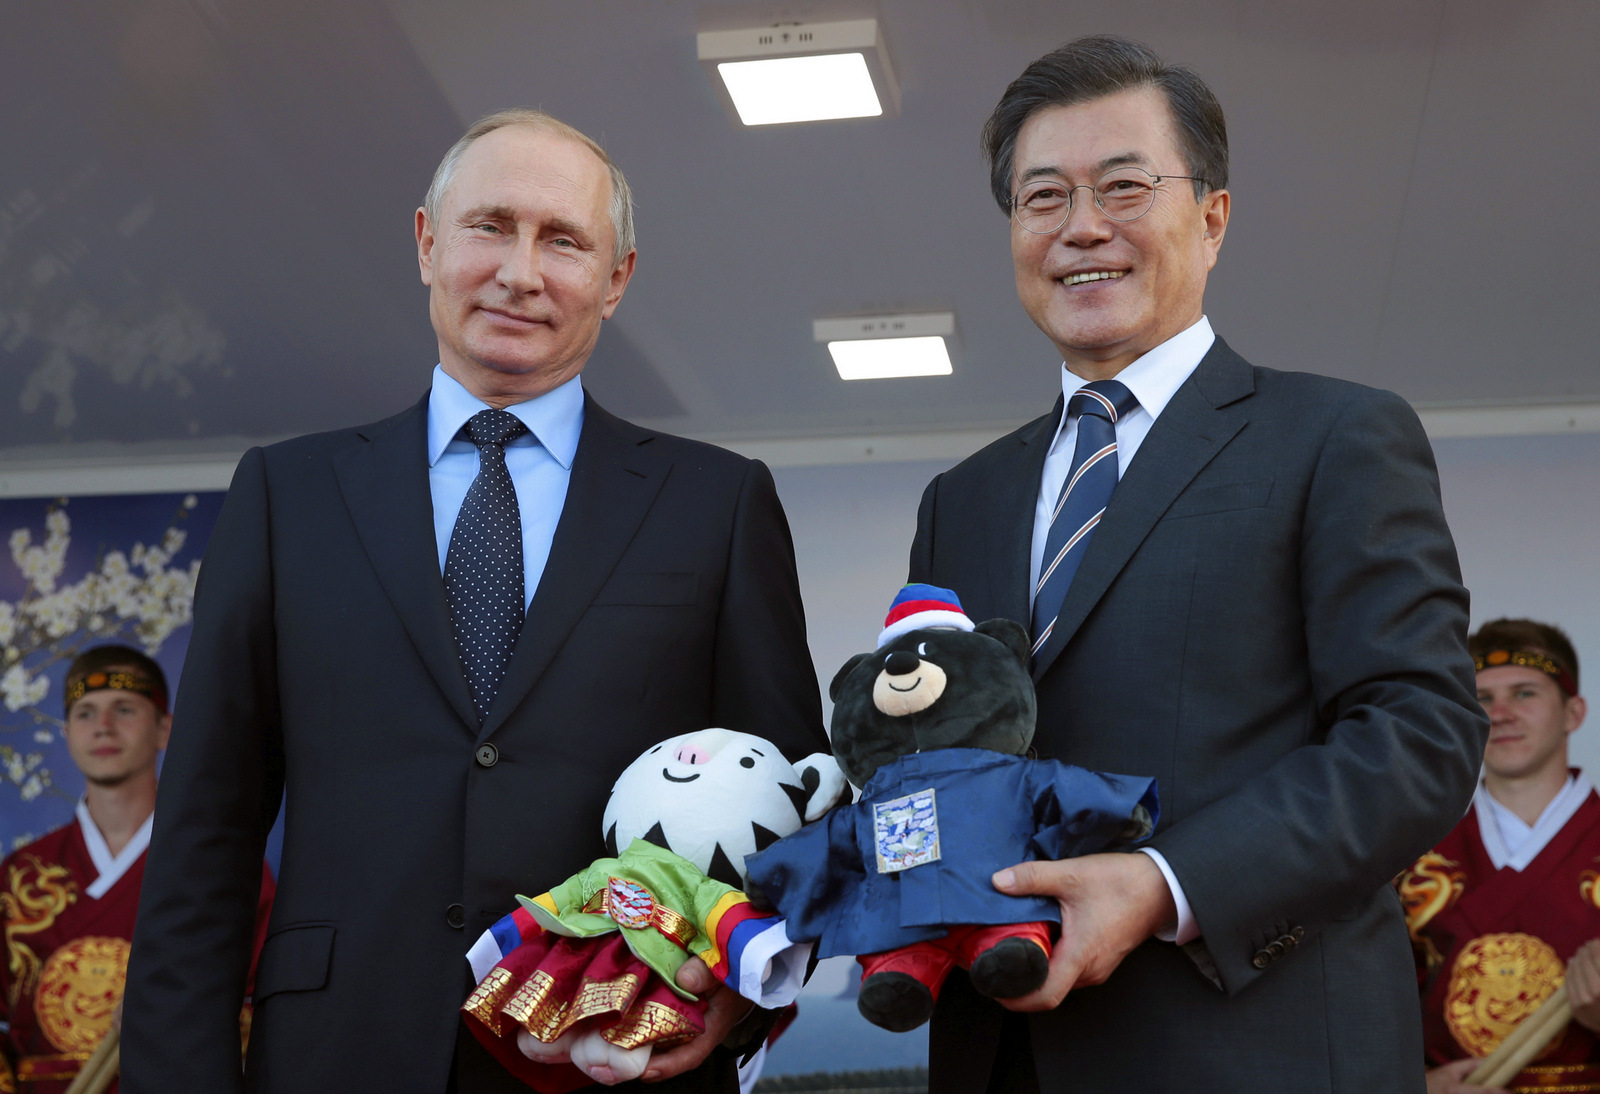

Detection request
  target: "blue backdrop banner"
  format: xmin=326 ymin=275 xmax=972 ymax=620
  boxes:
xmin=0 ymin=490 xmax=222 ymax=851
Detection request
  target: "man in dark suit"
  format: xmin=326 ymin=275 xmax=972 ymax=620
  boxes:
xmin=907 ymin=36 xmax=1488 ymax=1092
xmin=121 ymin=110 xmax=825 ymax=1093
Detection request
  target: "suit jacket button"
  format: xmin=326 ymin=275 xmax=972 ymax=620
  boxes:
xmin=1267 ymin=941 xmax=1285 ymax=959
xmin=1252 ymin=951 xmax=1271 ymax=969
xmin=475 ymin=744 xmax=499 ymax=768
xmin=1291 ymin=926 xmax=1305 ymax=942
xmin=446 ymin=903 xmax=466 ymax=929
xmin=1280 ymin=934 xmax=1297 ymax=950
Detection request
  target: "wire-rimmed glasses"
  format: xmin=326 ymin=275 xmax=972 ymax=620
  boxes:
xmin=1010 ymin=167 xmax=1208 ymax=234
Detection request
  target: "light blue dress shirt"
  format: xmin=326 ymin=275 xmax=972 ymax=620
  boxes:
xmin=426 ymin=364 xmax=584 ymax=609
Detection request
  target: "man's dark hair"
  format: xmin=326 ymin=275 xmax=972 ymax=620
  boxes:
xmin=981 ymin=34 xmax=1229 ymax=214
xmin=1470 ymin=618 xmax=1580 ymax=692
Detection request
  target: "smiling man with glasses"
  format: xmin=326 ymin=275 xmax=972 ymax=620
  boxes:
xmin=907 ymin=34 xmax=1487 ymax=1092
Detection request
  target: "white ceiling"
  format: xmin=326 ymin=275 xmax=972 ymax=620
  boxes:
xmin=2 ymin=0 xmax=1596 ymax=463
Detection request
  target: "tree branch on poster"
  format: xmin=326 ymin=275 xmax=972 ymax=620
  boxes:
xmin=0 ymin=496 xmax=201 ymax=825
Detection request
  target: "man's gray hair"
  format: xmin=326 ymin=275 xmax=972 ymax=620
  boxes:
xmin=423 ymin=108 xmax=636 ymax=265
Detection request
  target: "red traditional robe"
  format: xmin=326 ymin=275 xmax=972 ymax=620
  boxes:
xmin=1399 ymin=780 xmax=1600 ymax=1093
xmin=0 ymin=817 xmax=274 ymax=1094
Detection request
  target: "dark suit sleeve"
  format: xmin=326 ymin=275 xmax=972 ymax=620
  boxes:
xmin=123 ymin=448 xmax=284 ymax=1094
xmin=708 ymin=459 xmax=827 ymax=758
xmin=908 ymin=473 xmax=942 ymax=585
xmin=1148 ymin=389 xmax=1487 ymax=992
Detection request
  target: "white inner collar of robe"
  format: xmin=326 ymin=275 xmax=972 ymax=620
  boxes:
xmin=1475 ymin=771 xmax=1594 ymax=872
xmin=75 ymin=799 xmax=153 ymax=899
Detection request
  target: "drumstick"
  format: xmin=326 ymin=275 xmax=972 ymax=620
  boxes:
xmin=63 ymin=1025 xmax=119 ymax=1094
xmin=1468 ymin=985 xmax=1570 ymax=1089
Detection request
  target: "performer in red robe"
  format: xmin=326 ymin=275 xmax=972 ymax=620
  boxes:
xmin=1399 ymin=620 xmax=1598 ymax=1094
xmin=0 ymin=646 xmax=274 ymax=1094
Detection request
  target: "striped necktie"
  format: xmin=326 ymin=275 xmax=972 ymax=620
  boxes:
xmin=1030 ymin=379 xmax=1139 ymax=663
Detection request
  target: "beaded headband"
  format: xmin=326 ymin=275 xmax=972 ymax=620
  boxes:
xmin=1474 ymin=648 xmax=1578 ymax=698
xmin=63 ymin=669 xmax=168 ymax=715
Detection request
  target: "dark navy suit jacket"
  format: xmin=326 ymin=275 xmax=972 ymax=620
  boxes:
xmin=909 ymin=339 xmax=1488 ymax=1093
xmin=121 ymin=392 xmax=826 ymax=1094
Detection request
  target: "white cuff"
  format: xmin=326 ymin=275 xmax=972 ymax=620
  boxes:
xmin=1137 ymin=847 xmax=1200 ymax=945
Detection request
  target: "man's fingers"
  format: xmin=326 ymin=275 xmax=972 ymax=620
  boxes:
xmin=993 ymin=858 xmax=1074 ymax=898
xmin=673 ymin=956 xmax=713 ymax=995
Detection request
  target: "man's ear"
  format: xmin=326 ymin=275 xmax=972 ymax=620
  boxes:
xmin=829 ymin=653 xmax=872 ymax=702
xmin=416 ymin=207 xmax=435 ymax=286
xmin=976 ymin=618 xmax=1031 ymax=667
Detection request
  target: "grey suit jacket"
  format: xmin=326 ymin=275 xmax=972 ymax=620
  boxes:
xmin=908 ymin=338 xmax=1487 ymax=1093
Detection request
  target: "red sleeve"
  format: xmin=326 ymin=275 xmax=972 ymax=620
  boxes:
xmin=245 ymin=861 xmax=276 ymax=999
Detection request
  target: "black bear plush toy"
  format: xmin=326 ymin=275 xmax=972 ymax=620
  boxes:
xmin=745 ymin=585 xmax=1158 ymax=1032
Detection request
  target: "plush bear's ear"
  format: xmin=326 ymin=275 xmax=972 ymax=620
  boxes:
xmin=829 ymin=652 xmax=873 ymax=702
xmin=976 ymin=618 xmax=1031 ymax=667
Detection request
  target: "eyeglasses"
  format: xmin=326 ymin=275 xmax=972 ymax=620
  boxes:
xmin=1009 ymin=167 xmax=1208 ymax=234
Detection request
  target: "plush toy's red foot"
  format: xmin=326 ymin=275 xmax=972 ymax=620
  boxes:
xmin=858 ymin=942 xmax=953 ymax=1031
xmin=858 ymin=971 xmax=936 ymax=1032
xmin=958 ymin=920 xmax=1052 ymax=1000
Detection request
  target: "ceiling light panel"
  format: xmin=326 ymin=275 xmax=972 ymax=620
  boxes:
xmin=698 ymin=19 xmax=900 ymax=126
xmin=814 ymin=313 xmax=955 ymax=381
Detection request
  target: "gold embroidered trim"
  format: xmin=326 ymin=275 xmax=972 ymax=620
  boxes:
xmin=504 ymin=970 xmax=564 ymax=1042
xmin=601 ymin=999 xmax=697 ymax=1051
xmin=463 ymin=967 xmax=516 ymax=1037
xmin=63 ymin=670 xmax=164 ymax=712
xmin=505 ymin=970 xmax=646 ymax=1045
xmin=16 ymin=1052 xmax=91 ymax=1081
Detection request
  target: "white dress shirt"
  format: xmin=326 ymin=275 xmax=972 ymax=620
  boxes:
xmin=1027 ymin=315 xmax=1215 ymax=946
xmin=426 ymin=364 xmax=584 ymax=609
xmin=1475 ymin=771 xmax=1593 ymax=871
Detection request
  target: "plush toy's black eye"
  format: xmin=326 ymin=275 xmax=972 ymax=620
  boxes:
xmin=740 ymin=756 xmax=755 ymax=768
xmin=917 ymin=641 xmax=929 ymax=656
xmin=649 ymin=745 xmax=662 ymax=754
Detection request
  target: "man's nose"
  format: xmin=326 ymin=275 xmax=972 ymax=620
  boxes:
xmin=497 ymin=235 xmax=545 ymax=293
xmin=1057 ymin=188 xmax=1115 ymax=243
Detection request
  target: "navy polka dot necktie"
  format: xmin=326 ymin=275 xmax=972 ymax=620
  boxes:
xmin=445 ymin=408 xmax=530 ymax=724
xmin=1030 ymin=379 xmax=1139 ymax=665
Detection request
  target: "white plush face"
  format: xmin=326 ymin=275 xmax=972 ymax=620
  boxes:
xmin=602 ymin=728 xmax=808 ymax=887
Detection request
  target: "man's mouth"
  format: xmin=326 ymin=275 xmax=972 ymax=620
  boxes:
xmin=1062 ymin=270 xmax=1127 ymax=287
xmin=479 ymin=307 xmax=546 ymax=326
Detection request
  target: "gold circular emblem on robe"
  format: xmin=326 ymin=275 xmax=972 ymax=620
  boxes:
xmin=34 ymin=936 xmax=130 ymax=1053
xmin=1445 ymin=932 xmax=1566 ymax=1059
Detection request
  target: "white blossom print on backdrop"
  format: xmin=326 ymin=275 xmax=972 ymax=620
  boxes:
xmin=0 ymin=491 xmax=222 ymax=849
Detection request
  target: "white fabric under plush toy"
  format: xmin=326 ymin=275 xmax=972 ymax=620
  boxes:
xmin=462 ymin=729 xmax=843 ymax=1090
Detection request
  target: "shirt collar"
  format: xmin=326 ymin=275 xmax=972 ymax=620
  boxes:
xmin=426 ymin=364 xmax=584 ymax=470
xmin=1049 ymin=315 xmax=1215 ymax=452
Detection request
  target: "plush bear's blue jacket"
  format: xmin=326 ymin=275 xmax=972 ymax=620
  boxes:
xmin=744 ymin=748 xmax=1158 ymax=958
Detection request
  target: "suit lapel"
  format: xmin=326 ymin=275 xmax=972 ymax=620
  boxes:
xmin=1031 ymin=340 xmax=1256 ymax=682
xmin=477 ymin=395 xmax=669 ymax=741
xmin=333 ymin=395 xmax=478 ymax=732
xmin=985 ymin=400 xmax=1060 ymax=627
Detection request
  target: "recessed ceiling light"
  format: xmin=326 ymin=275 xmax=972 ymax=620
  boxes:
xmin=814 ymin=314 xmax=955 ymax=381
xmin=698 ymin=19 xmax=900 ymax=126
